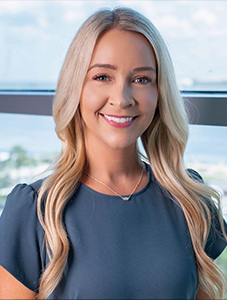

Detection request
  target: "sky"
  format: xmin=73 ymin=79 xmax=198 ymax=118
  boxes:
xmin=0 ymin=0 xmax=227 ymax=90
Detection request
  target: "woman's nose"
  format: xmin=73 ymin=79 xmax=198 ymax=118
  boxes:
xmin=109 ymin=84 xmax=135 ymax=108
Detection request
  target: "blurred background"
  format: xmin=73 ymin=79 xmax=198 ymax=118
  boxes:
xmin=0 ymin=0 xmax=227 ymax=295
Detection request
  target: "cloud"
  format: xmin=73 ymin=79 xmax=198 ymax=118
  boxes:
xmin=38 ymin=16 xmax=48 ymax=28
xmin=0 ymin=1 xmax=41 ymax=15
xmin=192 ymin=9 xmax=217 ymax=26
xmin=1 ymin=12 xmax=39 ymax=27
xmin=63 ymin=11 xmax=86 ymax=24
xmin=57 ymin=1 xmax=85 ymax=9
xmin=155 ymin=14 xmax=196 ymax=38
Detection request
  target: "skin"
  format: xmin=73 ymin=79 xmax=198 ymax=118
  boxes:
xmin=0 ymin=265 xmax=37 ymax=299
xmin=80 ymin=28 xmax=158 ymax=194
xmin=195 ymin=285 xmax=212 ymax=299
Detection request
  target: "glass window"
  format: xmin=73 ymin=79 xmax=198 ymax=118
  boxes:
xmin=0 ymin=112 xmax=61 ymax=215
xmin=0 ymin=0 xmax=227 ymax=91
xmin=184 ymin=125 xmax=227 ymax=222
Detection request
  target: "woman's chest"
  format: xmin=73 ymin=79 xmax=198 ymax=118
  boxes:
xmin=47 ymin=192 xmax=198 ymax=299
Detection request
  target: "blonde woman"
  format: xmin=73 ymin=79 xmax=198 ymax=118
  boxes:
xmin=0 ymin=6 xmax=227 ymax=300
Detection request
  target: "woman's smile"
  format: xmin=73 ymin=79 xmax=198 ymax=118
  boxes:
xmin=99 ymin=113 xmax=138 ymax=128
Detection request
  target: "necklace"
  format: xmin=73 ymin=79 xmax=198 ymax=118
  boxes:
xmin=83 ymin=161 xmax=145 ymax=201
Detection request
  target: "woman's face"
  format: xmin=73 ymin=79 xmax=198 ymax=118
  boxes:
xmin=80 ymin=28 xmax=158 ymax=150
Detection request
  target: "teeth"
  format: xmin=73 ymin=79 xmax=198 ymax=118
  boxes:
xmin=103 ymin=114 xmax=133 ymax=123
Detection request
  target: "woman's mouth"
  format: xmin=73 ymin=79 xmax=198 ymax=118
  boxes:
xmin=99 ymin=113 xmax=138 ymax=128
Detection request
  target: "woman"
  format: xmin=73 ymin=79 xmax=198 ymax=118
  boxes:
xmin=0 ymin=6 xmax=227 ymax=300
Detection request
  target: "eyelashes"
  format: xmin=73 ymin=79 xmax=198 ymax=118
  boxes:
xmin=92 ymin=74 xmax=109 ymax=82
xmin=92 ymin=73 xmax=152 ymax=84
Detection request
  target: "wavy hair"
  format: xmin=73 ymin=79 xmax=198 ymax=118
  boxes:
xmin=34 ymin=6 xmax=227 ymax=299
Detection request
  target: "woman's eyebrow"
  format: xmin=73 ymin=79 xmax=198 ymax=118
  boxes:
xmin=87 ymin=63 xmax=156 ymax=73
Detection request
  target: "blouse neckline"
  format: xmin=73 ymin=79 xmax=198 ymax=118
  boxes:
xmin=79 ymin=161 xmax=152 ymax=199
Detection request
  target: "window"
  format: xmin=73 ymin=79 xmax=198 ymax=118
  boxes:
xmin=0 ymin=1 xmax=227 ymax=91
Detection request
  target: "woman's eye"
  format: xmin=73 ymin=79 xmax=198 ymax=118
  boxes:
xmin=93 ymin=74 xmax=109 ymax=81
xmin=92 ymin=74 xmax=151 ymax=84
xmin=134 ymin=76 xmax=151 ymax=84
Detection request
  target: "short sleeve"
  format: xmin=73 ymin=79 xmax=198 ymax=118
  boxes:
xmin=186 ymin=168 xmax=227 ymax=260
xmin=0 ymin=183 xmax=43 ymax=293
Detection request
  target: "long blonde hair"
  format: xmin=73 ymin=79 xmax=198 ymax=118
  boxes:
xmin=34 ymin=6 xmax=227 ymax=299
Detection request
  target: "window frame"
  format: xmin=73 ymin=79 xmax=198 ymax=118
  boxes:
xmin=0 ymin=91 xmax=227 ymax=126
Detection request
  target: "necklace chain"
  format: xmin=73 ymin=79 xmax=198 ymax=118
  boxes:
xmin=83 ymin=161 xmax=145 ymax=201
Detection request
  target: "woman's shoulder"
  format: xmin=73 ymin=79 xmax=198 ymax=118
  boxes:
xmin=28 ymin=176 xmax=47 ymax=197
xmin=0 ymin=179 xmax=47 ymax=293
xmin=4 ymin=177 xmax=47 ymax=206
xmin=1 ymin=176 xmax=49 ymax=223
xmin=185 ymin=168 xmax=227 ymax=259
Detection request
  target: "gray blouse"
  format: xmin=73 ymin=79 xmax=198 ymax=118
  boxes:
xmin=0 ymin=162 xmax=227 ymax=299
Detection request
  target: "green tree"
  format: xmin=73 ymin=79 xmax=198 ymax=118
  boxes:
xmin=9 ymin=145 xmax=29 ymax=168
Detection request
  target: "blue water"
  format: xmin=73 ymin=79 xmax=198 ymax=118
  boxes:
xmin=0 ymin=113 xmax=227 ymax=164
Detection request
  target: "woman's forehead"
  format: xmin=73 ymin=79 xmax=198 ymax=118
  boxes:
xmin=90 ymin=29 xmax=157 ymax=71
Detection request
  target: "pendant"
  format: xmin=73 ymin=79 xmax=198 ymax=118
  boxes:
xmin=122 ymin=196 xmax=130 ymax=201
